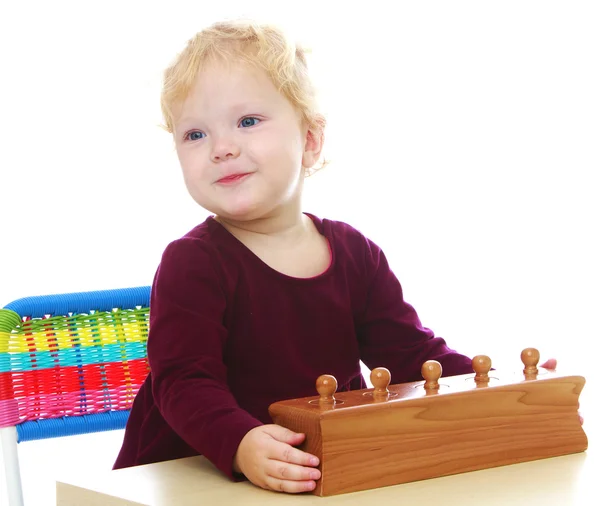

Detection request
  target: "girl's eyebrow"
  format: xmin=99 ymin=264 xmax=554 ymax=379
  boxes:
xmin=175 ymin=102 xmax=268 ymax=130
xmin=173 ymin=118 xmax=202 ymax=135
xmin=228 ymin=102 xmax=266 ymax=114
xmin=176 ymin=116 xmax=197 ymax=126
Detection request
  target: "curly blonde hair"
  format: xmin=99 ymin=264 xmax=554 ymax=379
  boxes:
xmin=160 ymin=20 xmax=326 ymax=174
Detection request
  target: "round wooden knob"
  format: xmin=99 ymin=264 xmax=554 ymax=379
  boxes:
xmin=521 ymin=348 xmax=540 ymax=367
xmin=370 ymin=367 xmax=391 ymax=397
xmin=472 ymin=355 xmax=492 ymax=383
xmin=521 ymin=347 xmax=540 ymax=376
xmin=316 ymin=374 xmax=337 ymax=403
xmin=421 ymin=360 xmax=442 ymax=390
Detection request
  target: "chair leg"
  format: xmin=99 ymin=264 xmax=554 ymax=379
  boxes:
xmin=1 ymin=426 xmax=24 ymax=506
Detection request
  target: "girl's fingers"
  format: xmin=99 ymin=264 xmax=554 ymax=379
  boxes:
xmin=540 ymin=358 xmax=557 ymax=370
xmin=262 ymin=425 xmax=306 ymax=446
xmin=263 ymin=476 xmax=317 ymax=494
xmin=268 ymin=439 xmax=320 ymax=467
xmin=266 ymin=460 xmax=321 ymax=482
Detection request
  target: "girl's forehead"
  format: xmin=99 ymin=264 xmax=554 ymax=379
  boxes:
xmin=173 ymin=62 xmax=299 ymax=128
xmin=195 ymin=59 xmax=267 ymax=86
xmin=188 ymin=63 xmax=284 ymax=108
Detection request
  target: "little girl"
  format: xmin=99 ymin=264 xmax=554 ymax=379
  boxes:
xmin=113 ymin=20 xmax=559 ymax=493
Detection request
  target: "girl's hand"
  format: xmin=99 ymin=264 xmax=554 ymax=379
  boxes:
xmin=540 ymin=357 xmax=584 ymax=425
xmin=233 ymin=424 xmax=321 ymax=493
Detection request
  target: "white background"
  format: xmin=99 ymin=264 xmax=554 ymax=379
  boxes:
xmin=0 ymin=1 xmax=598 ymax=504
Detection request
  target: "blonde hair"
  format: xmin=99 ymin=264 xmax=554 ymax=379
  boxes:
xmin=160 ymin=20 xmax=327 ymax=174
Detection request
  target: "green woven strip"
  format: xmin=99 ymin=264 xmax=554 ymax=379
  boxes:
xmin=0 ymin=307 xmax=149 ymax=355
xmin=0 ymin=309 xmax=22 ymax=334
xmin=0 ymin=309 xmax=24 ymax=354
xmin=8 ymin=307 xmax=149 ymax=334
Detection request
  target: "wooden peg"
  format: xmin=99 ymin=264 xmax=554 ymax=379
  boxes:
xmin=370 ymin=367 xmax=391 ymax=401
xmin=421 ymin=360 xmax=442 ymax=391
xmin=521 ymin=348 xmax=540 ymax=378
xmin=316 ymin=374 xmax=337 ymax=405
xmin=472 ymin=355 xmax=492 ymax=384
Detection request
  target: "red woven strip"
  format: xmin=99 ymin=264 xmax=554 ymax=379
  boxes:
xmin=0 ymin=358 xmax=149 ymax=401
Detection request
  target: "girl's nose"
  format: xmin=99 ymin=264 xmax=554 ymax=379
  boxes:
xmin=210 ymin=138 xmax=241 ymax=162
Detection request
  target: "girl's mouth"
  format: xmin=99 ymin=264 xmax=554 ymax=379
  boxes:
xmin=217 ymin=173 xmax=252 ymax=184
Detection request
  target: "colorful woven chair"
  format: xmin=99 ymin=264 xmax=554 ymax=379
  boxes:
xmin=0 ymin=286 xmax=151 ymax=506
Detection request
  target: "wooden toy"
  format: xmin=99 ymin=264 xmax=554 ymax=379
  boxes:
xmin=268 ymin=348 xmax=587 ymax=496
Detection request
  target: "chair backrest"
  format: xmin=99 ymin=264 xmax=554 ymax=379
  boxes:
xmin=0 ymin=287 xmax=151 ymax=440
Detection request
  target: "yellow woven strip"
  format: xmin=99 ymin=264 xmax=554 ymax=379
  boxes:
xmin=6 ymin=312 xmax=148 ymax=353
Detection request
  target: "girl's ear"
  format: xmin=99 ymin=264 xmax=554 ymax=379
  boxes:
xmin=302 ymin=115 xmax=325 ymax=169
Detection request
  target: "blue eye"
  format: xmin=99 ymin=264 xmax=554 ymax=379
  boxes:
xmin=186 ymin=131 xmax=205 ymax=141
xmin=240 ymin=117 xmax=260 ymax=128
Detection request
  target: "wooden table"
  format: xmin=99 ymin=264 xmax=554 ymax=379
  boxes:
xmin=56 ymin=443 xmax=595 ymax=506
xmin=57 ymin=377 xmax=597 ymax=505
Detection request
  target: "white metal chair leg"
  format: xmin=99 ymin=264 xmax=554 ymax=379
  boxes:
xmin=1 ymin=426 xmax=24 ymax=506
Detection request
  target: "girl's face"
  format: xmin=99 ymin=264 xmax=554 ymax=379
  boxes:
xmin=173 ymin=61 xmax=319 ymax=221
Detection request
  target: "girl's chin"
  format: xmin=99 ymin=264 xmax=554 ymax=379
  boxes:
xmin=213 ymin=204 xmax=264 ymax=221
xmin=195 ymin=196 xmax=258 ymax=218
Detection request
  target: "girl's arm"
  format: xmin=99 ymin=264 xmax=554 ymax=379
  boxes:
xmin=356 ymin=242 xmax=473 ymax=383
xmin=147 ymin=238 xmax=262 ymax=478
xmin=147 ymin=237 xmax=321 ymax=491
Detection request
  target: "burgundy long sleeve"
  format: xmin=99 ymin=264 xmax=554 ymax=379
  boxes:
xmin=114 ymin=214 xmax=473 ymax=477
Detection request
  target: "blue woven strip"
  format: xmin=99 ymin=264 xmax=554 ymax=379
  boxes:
xmin=0 ymin=341 xmax=148 ymax=372
xmin=4 ymin=287 xmax=151 ymax=318
xmin=16 ymin=411 xmax=131 ymax=442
